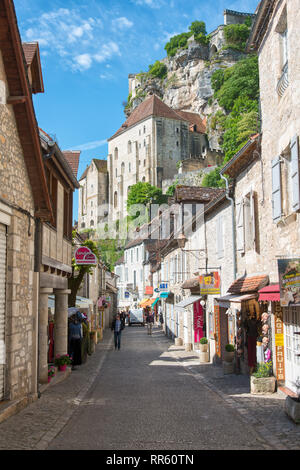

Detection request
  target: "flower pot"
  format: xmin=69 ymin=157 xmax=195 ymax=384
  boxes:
xmin=59 ymin=364 xmax=67 ymax=372
xmin=285 ymin=396 xmax=300 ymax=424
xmin=200 ymin=343 xmax=208 ymax=352
xmin=199 ymin=351 xmax=209 ymax=363
xmin=224 ymin=351 xmax=235 ymax=362
xmin=250 ymin=375 xmax=276 ymax=394
xmin=48 ymin=376 xmax=52 ymax=383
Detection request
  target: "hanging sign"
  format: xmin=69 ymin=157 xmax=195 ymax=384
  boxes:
xmin=199 ymin=272 xmax=221 ymax=295
xmin=194 ymin=301 xmax=204 ymax=343
xmin=75 ymin=246 xmax=97 ymax=265
xmin=278 ymin=258 xmax=300 ymax=306
xmin=274 ymin=302 xmax=285 ymax=383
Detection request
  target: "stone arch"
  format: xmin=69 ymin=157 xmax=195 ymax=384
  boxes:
xmin=210 ymin=44 xmax=218 ymax=58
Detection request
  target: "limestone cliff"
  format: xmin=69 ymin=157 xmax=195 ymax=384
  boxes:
xmin=126 ymin=20 xmax=250 ymax=153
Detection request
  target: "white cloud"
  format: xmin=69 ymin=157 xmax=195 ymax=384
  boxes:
xmin=132 ymin=0 xmax=164 ymax=8
xmin=73 ymin=139 xmax=107 ymax=151
xmin=73 ymin=53 xmax=93 ymax=71
xmin=94 ymin=42 xmax=121 ymax=63
xmin=112 ymin=17 xmax=134 ymax=30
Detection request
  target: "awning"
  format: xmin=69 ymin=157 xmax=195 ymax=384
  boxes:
xmin=140 ymin=298 xmax=156 ymax=307
xmin=151 ymin=297 xmax=160 ymax=307
xmin=216 ymin=293 xmax=257 ymax=308
xmin=174 ymin=295 xmax=202 ymax=311
xmin=258 ymin=284 xmax=280 ymax=302
xmin=160 ymin=292 xmax=170 ymax=299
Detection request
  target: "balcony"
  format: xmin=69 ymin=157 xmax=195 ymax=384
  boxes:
xmin=276 ymin=62 xmax=289 ymax=97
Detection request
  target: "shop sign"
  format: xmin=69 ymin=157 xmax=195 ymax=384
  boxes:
xmin=278 ymin=258 xmax=300 ymax=306
xmin=214 ymin=304 xmax=221 ymax=358
xmin=194 ymin=301 xmax=204 ymax=343
xmin=75 ymin=246 xmax=97 ymax=265
xmin=199 ymin=272 xmax=221 ymax=295
xmin=125 ymin=291 xmax=130 ymax=298
xmin=159 ymin=282 xmax=168 ymax=292
xmin=274 ymin=303 xmax=285 ymax=383
xmin=145 ymin=286 xmax=153 ymax=295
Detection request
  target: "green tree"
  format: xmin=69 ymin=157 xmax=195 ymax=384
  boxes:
xmin=148 ymin=61 xmax=168 ymax=79
xmin=127 ymin=182 xmax=167 ymax=220
xmin=189 ymin=20 xmax=207 ymax=36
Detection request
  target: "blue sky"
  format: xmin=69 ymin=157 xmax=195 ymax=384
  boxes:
xmin=14 ymin=0 xmax=259 ymax=221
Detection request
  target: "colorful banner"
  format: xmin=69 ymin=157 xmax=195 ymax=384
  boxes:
xmin=199 ymin=272 xmax=221 ymax=295
xmin=274 ymin=302 xmax=285 ymax=383
xmin=193 ymin=301 xmax=204 ymax=343
xmin=278 ymin=258 xmax=300 ymax=306
xmin=75 ymin=246 xmax=97 ymax=265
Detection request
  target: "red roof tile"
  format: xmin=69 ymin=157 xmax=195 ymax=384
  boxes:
xmin=228 ymin=275 xmax=269 ymax=294
xmin=108 ymin=94 xmax=195 ymax=141
xmin=175 ymin=110 xmax=206 ymax=134
xmin=22 ymin=42 xmax=38 ymax=65
xmin=175 ymin=186 xmax=225 ymax=203
xmin=62 ymin=151 xmax=81 ymax=178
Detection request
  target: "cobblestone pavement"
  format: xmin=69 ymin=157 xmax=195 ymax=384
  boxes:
xmin=0 ymin=326 xmax=299 ymax=450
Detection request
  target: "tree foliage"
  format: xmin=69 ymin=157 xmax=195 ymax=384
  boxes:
xmin=165 ymin=20 xmax=209 ymax=57
xmin=203 ymin=55 xmax=260 ymax=187
xmin=148 ymin=61 xmax=168 ymax=79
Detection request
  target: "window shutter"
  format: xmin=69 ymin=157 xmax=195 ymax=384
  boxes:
xmin=271 ymin=157 xmax=282 ymax=222
xmin=216 ymin=216 xmax=224 ymax=259
xmin=236 ymin=200 xmax=245 ymax=253
xmin=291 ymin=135 xmax=300 ymax=212
xmin=250 ymin=190 xmax=256 ymax=251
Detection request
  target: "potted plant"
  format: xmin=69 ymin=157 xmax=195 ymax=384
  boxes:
xmin=250 ymin=361 xmax=276 ymax=394
xmin=48 ymin=365 xmax=56 ymax=383
xmin=199 ymin=337 xmax=208 ymax=352
xmin=285 ymin=378 xmax=300 ymax=424
xmin=54 ymin=354 xmax=72 ymax=372
xmin=224 ymin=344 xmax=235 ymax=362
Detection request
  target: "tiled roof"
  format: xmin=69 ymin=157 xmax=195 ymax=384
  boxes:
xmin=79 ymin=159 xmax=107 ymax=181
xmin=108 ymin=94 xmax=189 ymax=141
xmin=62 ymin=151 xmax=81 ymax=178
xmin=175 ymin=110 xmax=206 ymax=134
xmin=175 ymin=186 xmax=225 ymax=203
xmin=22 ymin=42 xmax=37 ymax=65
xmin=182 ymin=278 xmax=199 ymax=289
xmin=228 ymin=275 xmax=269 ymax=294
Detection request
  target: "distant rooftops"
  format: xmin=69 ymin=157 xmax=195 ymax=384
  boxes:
xmin=108 ymin=94 xmax=206 ymax=141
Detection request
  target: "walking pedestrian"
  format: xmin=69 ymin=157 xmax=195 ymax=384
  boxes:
xmin=68 ymin=313 xmax=82 ymax=370
xmin=120 ymin=310 xmax=126 ymax=329
xmin=111 ymin=313 xmax=124 ymax=350
xmin=146 ymin=309 xmax=154 ymax=335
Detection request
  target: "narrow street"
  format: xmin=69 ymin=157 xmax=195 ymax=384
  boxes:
xmin=1 ymin=325 xmax=299 ymax=451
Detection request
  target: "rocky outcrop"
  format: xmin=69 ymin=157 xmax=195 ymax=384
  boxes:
xmin=127 ymin=40 xmax=247 ymax=152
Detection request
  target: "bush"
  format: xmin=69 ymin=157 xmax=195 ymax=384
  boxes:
xmin=224 ymin=23 xmax=251 ymax=51
xmin=252 ymin=361 xmax=273 ymax=378
xmin=148 ymin=61 xmax=167 ymax=80
xmin=225 ymin=344 xmax=235 ymax=352
xmin=200 ymin=337 xmax=208 ymax=344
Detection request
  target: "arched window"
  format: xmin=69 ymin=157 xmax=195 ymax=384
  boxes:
xmin=90 ymin=220 xmax=94 ymax=226
xmin=114 ymin=191 xmax=118 ymax=209
xmin=121 ymin=162 xmax=125 ymax=174
xmin=128 ymin=141 xmax=132 ymax=153
xmin=142 ymin=176 xmax=146 ymax=182
xmin=81 ymin=222 xmax=85 ymax=229
xmin=210 ymin=45 xmax=218 ymax=58
xmin=114 ymin=147 xmax=118 ymax=160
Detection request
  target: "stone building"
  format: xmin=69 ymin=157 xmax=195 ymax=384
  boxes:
xmin=78 ymin=158 xmax=109 ymax=230
xmin=107 ymin=94 xmax=208 ymax=221
xmin=212 ymin=0 xmax=300 ymax=391
xmin=0 ymin=1 xmax=53 ymax=412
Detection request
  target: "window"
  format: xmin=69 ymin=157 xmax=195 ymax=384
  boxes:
xmin=272 ymin=136 xmax=300 ymax=220
xmin=114 ymin=191 xmax=118 ymax=209
xmin=136 ymin=247 xmax=139 ymax=262
xmin=176 ymin=141 xmax=179 ymax=147
xmin=143 ymin=140 xmax=146 ymax=147
xmin=114 ymin=147 xmax=118 ymax=160
xmin=143 ymin=125 xmax=146 ymax=134
xmin=131 ymin=250 xmax=133 ymax=262
xmin=236 ymin=190 xmax=256 ymax=253
xmin=125 ymin=268 xmax=128 ymax=282
xmin=144 ymin=159 xmax=146 ymax=167
xmin=129 ymin=162 xmax=131 ymax=172
xmin=121 ymin=162 xmax=125 ymax=174
xmin=128 ymin=141 xmax=132 ymax=153
xmin=115 ymin=168 xmax=117 ymax=177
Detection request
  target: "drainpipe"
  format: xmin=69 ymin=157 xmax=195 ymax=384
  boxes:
xmin=220 ymin=174 xmax=237 ymax=281
xmin=34 ymin=218 xmax=42 ymax=398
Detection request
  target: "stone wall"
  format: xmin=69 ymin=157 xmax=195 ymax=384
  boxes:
xmin=0 ymin=50 xmax=38 ymax=401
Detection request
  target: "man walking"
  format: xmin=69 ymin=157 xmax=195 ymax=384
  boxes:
xmin=111 ymin=313 xmax=124 ymax=350
xmin=146 ymin=309 xmax=154 ymax=335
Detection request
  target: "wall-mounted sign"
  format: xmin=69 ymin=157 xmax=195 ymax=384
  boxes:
xmin=278 ymin=258 xmax=300 ymax=306
xmin=75 ymin=246 xmax=97 ymax=265
xmin=199 ymin=272 xmax=221 ymax=295
xmin=145 ymin=286 xmax=153 ymax=295
xmin=125 ymin=291 xmax=130 ymax=298
xmin=159 ymin=282 xmax=168 ymax=292
xmin=274 ymin=302 xmax=285 ymax=383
